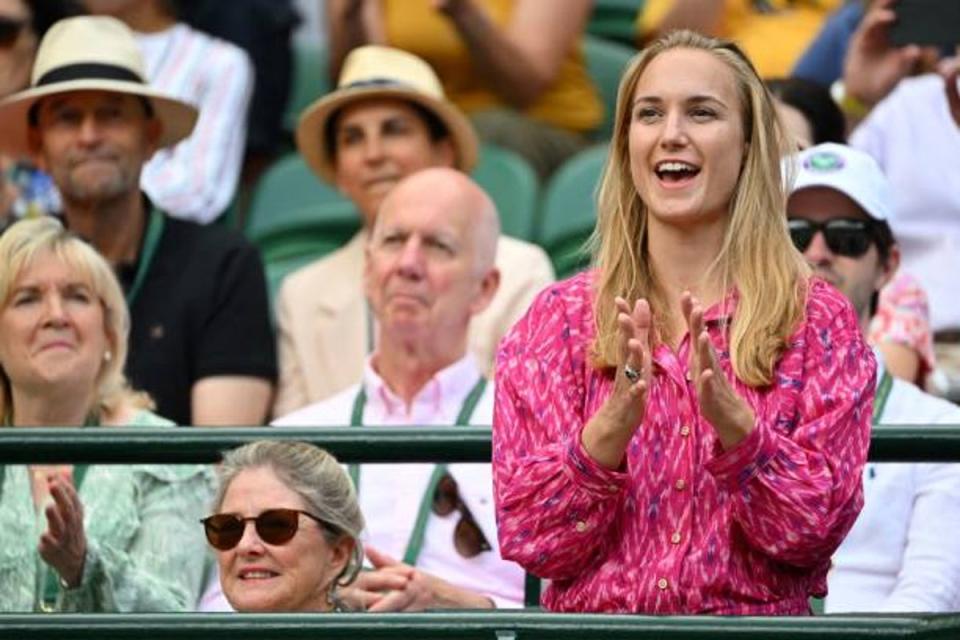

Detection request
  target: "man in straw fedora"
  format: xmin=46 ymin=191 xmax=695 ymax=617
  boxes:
xmin=273 ymin=44 xmax=554 ymax=416
xmin=0 ymin=16 xmax=276 ymax=427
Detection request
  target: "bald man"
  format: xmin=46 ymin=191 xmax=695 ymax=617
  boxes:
xmin=271 ymin=170 xmax=522 ymax=611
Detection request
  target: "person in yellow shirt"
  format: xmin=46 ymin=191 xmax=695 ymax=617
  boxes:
xmin=637 ymin=0 xmax=843 ymax=78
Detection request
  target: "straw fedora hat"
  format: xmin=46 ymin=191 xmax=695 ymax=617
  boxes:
xmin=296 ymin=45 xmax=478 ymax=184
xmin=0 ymin=16 xmax=198 ymax=158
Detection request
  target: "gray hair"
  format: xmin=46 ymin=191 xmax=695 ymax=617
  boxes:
xmin=213 ymin=440 xmax=365 ymax=588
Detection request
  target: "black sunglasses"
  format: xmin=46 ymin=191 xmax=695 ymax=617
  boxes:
xmin=0 ymin=16 xmax=28 ymax=47
xmin=433 ymin=473 xmax=492 ymax=558
xmin=787 ymin=218 xmax=876 ymax=258
xmin=201 ymin=508 xmax=330 ymax=551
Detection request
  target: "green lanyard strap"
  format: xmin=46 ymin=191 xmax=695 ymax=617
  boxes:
xmin=348 ymin=376 xmax=487 ymax=565
xmin=124 ymin=208 xmax=165 ymax=309
xmin=872 ymin=370 xmax=893 ymax=425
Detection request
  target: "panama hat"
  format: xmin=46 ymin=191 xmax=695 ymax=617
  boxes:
xmin=0 ymin=16 xmax=198 ymax=158
xmin=296 ymin=45 xmax=478 ymax=184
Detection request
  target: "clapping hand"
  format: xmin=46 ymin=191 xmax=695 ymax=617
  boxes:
xmin=37 ymin=470 xmax=87 ymax=588
xmin=682 ymin=292 xmax=754 ymax=450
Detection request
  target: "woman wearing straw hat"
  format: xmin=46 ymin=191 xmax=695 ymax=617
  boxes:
xmin=273 ymin=44 xmax=553 ymax=416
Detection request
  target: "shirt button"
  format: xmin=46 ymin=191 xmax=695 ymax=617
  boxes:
xmin=575 ymin=521 xmax=588 ymax=533
xmin=607 ymin=484 xmax=618 ymax=493
xmin=675 ymin=479 xmax=686 ymax=491
xmin=680 ymin=425 xmax=691 ymax=437
xmin=670 ymin=532 xmax=681 ymax=544
xmin=657 ymin=577 xmax=669 ymax=590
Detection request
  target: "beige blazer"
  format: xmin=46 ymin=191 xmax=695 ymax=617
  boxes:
xmin=273 ymin=230 xmax=555 ymax=416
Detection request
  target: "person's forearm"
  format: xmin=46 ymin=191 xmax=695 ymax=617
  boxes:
xmin=580 ymin=394 xmax=638 ymax=470
xmin=653 ymin=0 xmax=726 ymax=37
xmin=441 ymin=1 xmax=557 ymax=108
xmin=430 ymin=576 xmax=496 ymax=609
xmin=326 ymin=0 xmax=378 ymax=82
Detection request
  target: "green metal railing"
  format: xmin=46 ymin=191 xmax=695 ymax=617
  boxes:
xmin=3 ymin=426 xmax=960 ymax=638
xmin=2 ymin=426 xmax=959 ymax=464
xmin=2 ymin=612 xmax=960 ymax=639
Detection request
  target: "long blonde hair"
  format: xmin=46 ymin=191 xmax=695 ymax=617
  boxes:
xmin=0 ymin=217 xmax=152 ymax=421
xmin=591 ymin=30 xmax=809 ymax=386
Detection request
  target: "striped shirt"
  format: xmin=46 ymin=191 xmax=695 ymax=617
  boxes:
xmin=137 ymin=24 xmax=253 ymax=224
xmin=493 ymin=272 xmax=874 ymax=614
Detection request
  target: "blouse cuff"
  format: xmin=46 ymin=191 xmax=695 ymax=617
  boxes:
xmin=563 ymin=428 xmax=630 ymax=498
xmin=705 ymin=418 xmax=778 ymax=490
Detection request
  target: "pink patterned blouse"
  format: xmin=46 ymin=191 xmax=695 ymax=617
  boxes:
xmin=493 ymin=272 xmax=875 ymax=614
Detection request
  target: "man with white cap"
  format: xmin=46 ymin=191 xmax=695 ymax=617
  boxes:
xmin=273 ymin=45 xmax=554 ymax=416
xmin=0 ymin=16 xmax=276 ymax=426
xmin=787 ymin=142 xmax=960 ymax=612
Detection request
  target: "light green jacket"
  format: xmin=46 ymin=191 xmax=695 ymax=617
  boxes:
xmin=0 ymin=411 xmax=215 ymax=612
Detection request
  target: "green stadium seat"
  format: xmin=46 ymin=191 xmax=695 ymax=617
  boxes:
xmin=582 ymin=34 xmax=636 ymax=141
xmin=245 ymin=154 xmax=360 ymax=313
xmin=256 ymin=207 xmax=360 ymax=315
xmin=244 ymin=153 xmax=355 ymax=241
xmin=471 ymin=144 xmax=539 ymax=241
xmin=587 ymin=0 xmax=644 ymax=46
xmin=283 ymin=40 xmax=330 ymax=134
xmin=538 ymin=144 xmax=608 ymax=278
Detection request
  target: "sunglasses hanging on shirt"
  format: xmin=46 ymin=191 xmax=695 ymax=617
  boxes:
xmin=432 ymin=472 xmax=493 ymax=558
xmin=787 ymin=217 xmax=877 ymax=258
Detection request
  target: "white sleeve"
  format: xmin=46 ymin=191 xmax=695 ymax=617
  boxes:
xmin=142 ymin=41 xmax=253 ymax=224
xmin=880 ymin=462 xmax=960 ymax=612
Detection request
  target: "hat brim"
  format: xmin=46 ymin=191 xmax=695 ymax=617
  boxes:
xmin=0 ymin=78 xmax=198 ymax=158
xmin=295 ymin=85 xmax=479 ymax=184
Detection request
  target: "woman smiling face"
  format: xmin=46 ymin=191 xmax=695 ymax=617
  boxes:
xmin=628 ymin=47 xmax=746 ymax=228
xmin=216 ymin=466 xmax=352 ymax=612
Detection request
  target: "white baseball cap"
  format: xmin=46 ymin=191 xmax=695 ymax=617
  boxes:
xmin=786 ymin=142 xmax=892 ymax=222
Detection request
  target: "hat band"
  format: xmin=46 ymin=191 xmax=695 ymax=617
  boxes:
xmin=342 ymin=78 xmax=412 ymax=91
xmin=37 ymin=62 xmax=144 ymax=87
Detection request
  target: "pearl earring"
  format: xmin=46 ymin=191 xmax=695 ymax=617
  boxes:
xmin=104 ymin=351 xmax=112 ymax=362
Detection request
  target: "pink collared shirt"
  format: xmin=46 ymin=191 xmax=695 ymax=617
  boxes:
xmin=493 ymin=272 xmax=875 ymax=614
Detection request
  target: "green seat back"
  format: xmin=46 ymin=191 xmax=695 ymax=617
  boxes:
xmin=538 ymin=144 xmax=609 ymax=278
xmin=582 ymin=35 xmax=636 ymax=141
xmin=254 ymin=202 xmax=360 ymax=321
xmin=245 ymin=153 xmax=357 ymax=242
xmin=471 ymin=144 xmax=539 ymax=241
xmin=588 ymin=0 xmax=645 ymax=45
xmin=283 ymin=40 xmax=330 ymax=134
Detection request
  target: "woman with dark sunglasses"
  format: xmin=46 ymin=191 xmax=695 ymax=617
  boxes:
xmin=200 ymin=440 xmax=364 ymax=612
xmin=0 ymin=0 xmax=83 ymax=232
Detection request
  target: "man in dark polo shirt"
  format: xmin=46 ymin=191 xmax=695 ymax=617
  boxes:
xmin=0 ymin=16 xmax=276 ymax=425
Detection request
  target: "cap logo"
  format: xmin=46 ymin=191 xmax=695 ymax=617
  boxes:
xmin=803 ymin=151 xmax=845 ymax=173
